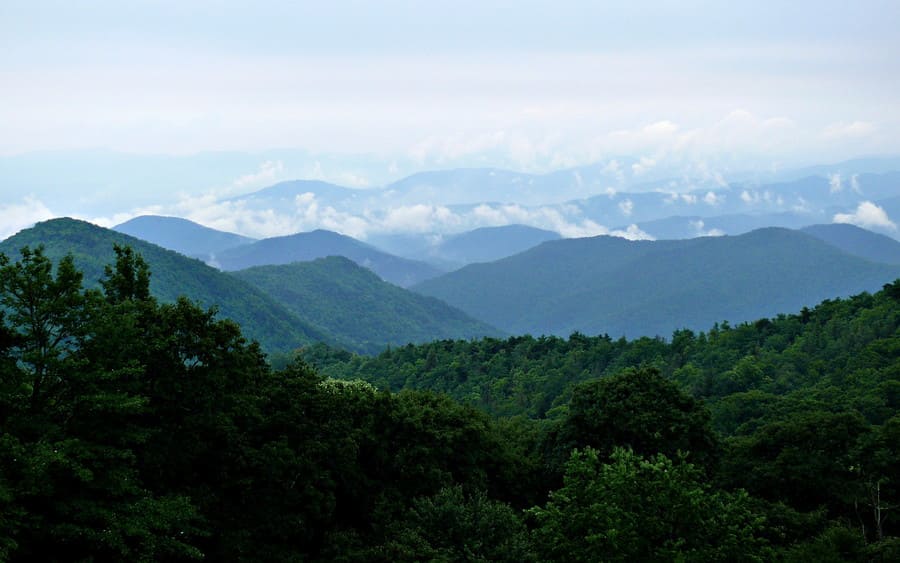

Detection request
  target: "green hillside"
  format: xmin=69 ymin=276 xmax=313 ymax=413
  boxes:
xmin=3 ymin=238 xmax=900 ymax=560
xmin=413 ymin=228 xmax=900 ymax=337
xmin=232 ymin=256 xmax=502 ymax=354
xmin=0 ymin=218 xmax=325 ymax=352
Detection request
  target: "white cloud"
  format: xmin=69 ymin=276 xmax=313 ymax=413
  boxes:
xmin=309 ymin=161 xmax=371 ymax=187
xmin=850 ymin=174 xmax=861 ymax=194
xmin=0 ymin=197 xmax=55 ymax=240
xmin=467 ymin=202 xmax=651 ymax=240
xmin=234 ymin=160 xmax=284 ymax=189
xmin=611 ymin=224 xmax=655 ymax=241
xmin=631 ymin=155 xmax=657 ymax=176
xmin=376 ymin=204 xmax=462 ymax=233
xmin=663 ymin=191 xmax=698 ymax=205
xmin=703 ymin=191 xmax=724 ymax=206
xmin=793 ymin=197 xmax=817 ymax=214
xmin=828 ymin=173 xmax=842 ymax=193
xmin=823 ymin=121 xmax=876 ymax=140
xmin=689 ymin=219 xmax=725 ymax=237
xmin=618 ymin=198 xmax=634 ymax=216
xmin=601 ymin=159 xmax=624 ymax=183
xmin=833 ymin=201 xmax=896 ymax=230
xmin=89 ymin=204 xmax=167 ymax=229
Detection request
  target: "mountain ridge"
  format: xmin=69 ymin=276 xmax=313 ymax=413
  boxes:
xmin=232 ymin=256 xmax=502 ymax=354
xmin=216 ymin=229 xmax=444 ymax=287
xmin=0 ymin=218 xmax=325 ymax=352
xmin=413 ymin=227 xmax=900 ymax=338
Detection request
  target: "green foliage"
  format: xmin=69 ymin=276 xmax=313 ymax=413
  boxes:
xmin=1 ymin=244 xmax=898 ymax=560
xmin=0 ymin=218 xmax=324 ymax=352
xmin=309 ymin=278 xmax=900 ymax=548
xmin=233 ymin=256 xmax=501 ymax=354
xmin=371 ymin=486 xmax=534 ymax=562
xmin=530 ymin=447 xmax=772 ymax=562
xmin=557 ymin=367 xmax=719 ymax=469
xmin=0 ymin=245 xmax=203 ymax=561
xmin=721 ymin=411 xmax=870 ymax=513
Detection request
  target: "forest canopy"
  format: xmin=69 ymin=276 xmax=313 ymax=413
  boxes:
xmin=1 ymin=244 xmax=898 ymax=561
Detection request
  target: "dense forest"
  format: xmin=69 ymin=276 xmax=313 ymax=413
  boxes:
xmin=232 ymin=256 xmax=501 ymax=355
xmin=2 ymin=244 xmax=899 ymax=561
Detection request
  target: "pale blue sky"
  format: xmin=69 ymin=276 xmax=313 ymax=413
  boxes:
xmin=2 ymin=0 xmax=898 ymax=162
xmin=1 ymin=0 xmax=899 ymax=239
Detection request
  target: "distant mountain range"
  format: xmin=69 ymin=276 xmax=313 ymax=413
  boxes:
xmin=111 ymin=216 xmax=567 ymax=271
xmin=212 ymin=164 xmax=900 ymax=245
xmin=232 ymin=257 xmax=501 ymax=354
xmin=6 ymin=217 xmax=900 ymax=353
xmin=5 ymin=151 xmax=900 ymax=243
xmin=429 ymin=225 xmax=562 ymax=265
xmin=1 ymin=218 xmax=498 ymax=354
xmin=0 ymin=218 xmax=325 ymax=352
xmin=215 ymin=229 xmax=443 ymax=287
xmin=114 ymin=215 xmax=255 ymax=261
xmin=801 ymin=223 xmax=900 ymax=265
xmin=413 ymin=227 xmax=900 ymax=338
xmin=369 ymin=224 xmax=562 ymax=268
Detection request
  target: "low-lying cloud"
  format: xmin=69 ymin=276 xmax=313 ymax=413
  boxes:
xmin=233 ymin=160 xmax=285 ymax=189
xmin=0 ymin=197 xmax=55 ymax=240
xmin=833 ymin=201 xmax=896 ymax=230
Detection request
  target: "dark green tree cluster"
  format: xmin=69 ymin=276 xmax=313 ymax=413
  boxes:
xmin=0 ymin=246 xmax=536 ymax=561
xmin=2 ymin=245 xmax=898 ymax=560
xmin=308 ymin=279 xmax=900 ymax=559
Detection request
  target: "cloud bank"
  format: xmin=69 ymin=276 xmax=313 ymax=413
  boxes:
xmin=833 ymin=201 xmax=896 ymax=230
xmin=0 ymin=197 xmax=55 ymax=240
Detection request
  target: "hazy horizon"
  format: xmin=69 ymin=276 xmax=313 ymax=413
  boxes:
xmin=2 ymin=1 xmax=899 ymax=240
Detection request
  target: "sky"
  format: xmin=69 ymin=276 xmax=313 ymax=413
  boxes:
xmin=1 ymin=0 xmax=899 ymax=238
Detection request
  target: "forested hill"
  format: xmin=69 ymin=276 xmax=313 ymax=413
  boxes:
xmin=307 ymin=280 xmax=900 ymax=421
xmin=216 ymin=229 xmax=443 ymax=287
xmin=413 ymin=227 xmax=900 ymax=337
xmin=0 ymin=218 xmax=325 ymax=351
xmin=232 ymin=256 xmax=502 ymax=354
xmin=1 ymin=245 xmax=898 ymax=560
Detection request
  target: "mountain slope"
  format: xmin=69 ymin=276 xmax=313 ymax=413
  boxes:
xmin=801 ymin=223 xmax=900 ymax=264
xmin=216 ymin=229 xmax=443 ymax=287
xmin=232 ymin=257 xmax=502 ymax=354
xmin=114 ymin=215 xmax=255 ymax=260
xmin=0 ymin=218 xmax=325 ymax=352
xmin=413 ymin=228 xmax=900 ymax=338
xmin=226 ymin=179 xmax=368 ymax=211
xmin=432 ymin=225 xmax=561 ymax=265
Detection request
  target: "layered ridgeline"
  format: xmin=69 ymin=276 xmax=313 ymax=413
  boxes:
xmin=0 ymin=218 xmax=325 ymax=351
xmin=308 ymin=278 xmax=900 ymax=423
xmin=413 ymin=227 xmax=900 ymax=338
xmin=216 ymin=229 xmax=443 ymax=287
xmin=801 ymin=223 xmax=900 ymax=265
xmin=1 ymin=218 xmax=497 ymax=355
xmin=3 ymin=232 xmax=899 ymax=559
xmin=232 ymin=257 xmax=502 ymax=354
xmin=424 ymin=225 xmax=561 ymax=267
xmin=114 ymin=215 xmax=255 ymax=262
